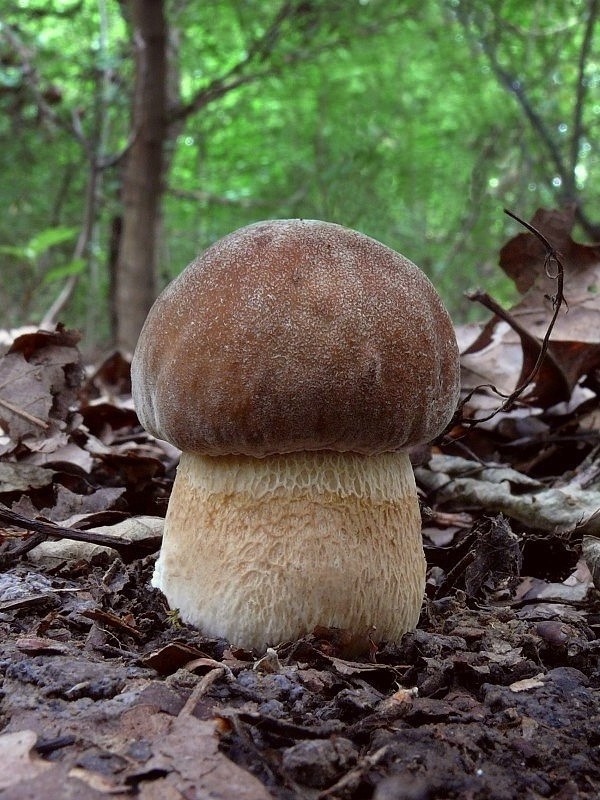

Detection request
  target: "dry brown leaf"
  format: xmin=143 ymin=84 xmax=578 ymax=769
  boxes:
xmin=128 ymin=714 xmax=273 ymax=800
xmin=24 ymin=441 xmax=94 ymax=472
xmin=82 ymin=349 xmax=132 ymax=400
xmin=0 ymin=353 xmax=55 ymax=440
xmin=140 ymin=641 xmax=214 ymax=676
xmin=500 ymin=205 xmax=600 ymax=293
xmin=26 ymin=515 xmax=163 ymax=567
xmin=48 ymin=484 xmax=126 ymax=522
xmin=16 ymin=636 xmax=71 ymax=655
xmin=462 ymin=206 xmax=600 ymax=409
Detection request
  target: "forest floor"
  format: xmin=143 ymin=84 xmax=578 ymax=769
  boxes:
xmin=1 ymin=208 xmax=600 ymax=799
xmin=2 ymin=547 xmax=599 ymax=800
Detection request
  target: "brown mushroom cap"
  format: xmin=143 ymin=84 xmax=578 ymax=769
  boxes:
xmin=131 ymin=219 xmax=459 ymax=457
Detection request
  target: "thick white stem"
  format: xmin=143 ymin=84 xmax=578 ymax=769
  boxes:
xmin=153 ymin=450 xmax=425 ymax=652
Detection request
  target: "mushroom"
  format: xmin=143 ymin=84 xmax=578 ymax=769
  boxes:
xmin=131 ymin=219 xmax=459 ymax=653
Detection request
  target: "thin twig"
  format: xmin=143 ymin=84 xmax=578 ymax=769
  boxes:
xmin=0 ymin=532 xmax=47 ymax=564
xmin=179 ymin=666 xmax=232 ymax=717
xmin=0 ymin=504 xmax=162 ymax=564
xmin=0 ymin=397 xmax=49 ymax=429
xmin=455 ymin=208 xmax=567 ymax=428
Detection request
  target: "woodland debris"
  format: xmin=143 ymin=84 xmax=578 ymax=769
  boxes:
xmin=416 ymin=454 xmax=600 ymax=534
xmin=1 ymin=209 xmax=600 ymax=798
xmin=0 ymin=730 xmax=53 ymax=791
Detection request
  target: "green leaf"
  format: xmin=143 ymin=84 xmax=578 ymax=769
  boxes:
xmin=0 ymin=228 xmax=79 ymax=265
xmin=0 ymin=245 xmax=29 ymax=260
xmin=42 ymin=257 xmax=86 ymax=284
xmin=27 ymin=227 xmax=79 ymax=258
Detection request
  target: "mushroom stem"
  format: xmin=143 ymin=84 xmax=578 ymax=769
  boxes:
xmin=153 ymin=450 xmax=426 ymax=653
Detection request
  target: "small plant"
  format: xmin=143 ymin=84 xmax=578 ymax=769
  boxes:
xmin=0 ymin=226 xmax=85 ymax=285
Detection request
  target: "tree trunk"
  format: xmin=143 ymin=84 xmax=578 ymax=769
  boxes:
xmin=115 ymin=0 xmax=167 ymax=352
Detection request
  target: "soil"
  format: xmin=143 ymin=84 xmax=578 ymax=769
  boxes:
xmin=1 ymin=547 xmax=599 ymax=799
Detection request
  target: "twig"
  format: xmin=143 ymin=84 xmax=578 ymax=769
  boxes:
xmin=318 ymin=746 xmax=390 ymax=798
xmin=0 ymin=397 xmax=49 ymax=429
xmin=0 ymin=505 xmax=161 ymax=564
xmin=454 ymin=208 xmax=567 ymax=428
xmin=0 ymin=531 xmax=47 ymax=563
xmin=571 ymin=0 xmax=599 ymax=177
xmin=178 ymin=666 xmax=232 ymax=717
xmin=171 ymin=1 xmax=296 ymax=121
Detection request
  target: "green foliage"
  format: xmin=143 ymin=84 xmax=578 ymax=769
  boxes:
xmin=0 ymin=226 xmax=78 ymax=263
xmin=1 ymin=0 xmax=598 ymax=340
xmin=0 ymin=225 xmax=83 ymax=325
xmin=41 ymin=257 xmax=86 ymax=285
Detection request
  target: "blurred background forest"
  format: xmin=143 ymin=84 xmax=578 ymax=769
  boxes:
xmin=1 ymin=0 xmax=599 ymax=353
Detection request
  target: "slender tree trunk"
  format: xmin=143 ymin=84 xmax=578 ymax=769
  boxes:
xmin=115 ymin=0 xmax=167 ymax=351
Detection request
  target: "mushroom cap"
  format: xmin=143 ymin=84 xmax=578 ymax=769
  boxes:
xmin=131 ymin=219 xmax=460 ymax=457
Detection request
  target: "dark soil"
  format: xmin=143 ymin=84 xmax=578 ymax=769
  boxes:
xmin=1 ymin=548 xmax=599 ymax=799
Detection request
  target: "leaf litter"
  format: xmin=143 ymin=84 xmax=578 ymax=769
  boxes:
xmin=1 ymin=208 xmax=600 ymax=798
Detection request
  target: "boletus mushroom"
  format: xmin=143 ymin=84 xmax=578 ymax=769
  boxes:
xmin=131 ymin=219 xmax=460 ymax=653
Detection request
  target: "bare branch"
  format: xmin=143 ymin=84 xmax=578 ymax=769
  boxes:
xmin=0 ymin=22 xmax=86 ymax=144
xmin=171 ymin=3 xmax=412 ymax=124
xmin=571 ymin=0 xmax=599 ymax=174
xmin=453 ymin=2 xmax=600 ymax=239
xmin=171 ymin=0 xmax=297 ymax=122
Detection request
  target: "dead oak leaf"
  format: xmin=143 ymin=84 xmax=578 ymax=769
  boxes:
xmin=501 ymin=206 xmax=600 ymax=394
xmin=0 ymin=462 xmax=55 ymax=493
xmin=464 ymin=206 xmax=600 ymax=407
xmin=500 ymin=205 xmax=600 ymax=294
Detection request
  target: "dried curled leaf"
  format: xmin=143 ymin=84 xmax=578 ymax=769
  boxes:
xmin=462 ymin=206 xmax=600 ymax=409
xmin=0 ymin=326 xmax=82 ymax=453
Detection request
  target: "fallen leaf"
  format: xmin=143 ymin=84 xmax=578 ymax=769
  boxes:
xmin=26 ymin=515 xmax=163 ymax=567
xmin=464 ymin=207 xmax=600 ymax=410
xmin=25 ymin=441 xmax=94 ymax=472
xmin=0 ymin=462 xmax=55 ymax=493
xmin=0 ymin=326 xmax=83 ymax=450
xmin=416 ymin=455 xmax=600 ymax=534
xmin=515 ymin=560 xmax=593 ymax=603
xmin=500 ymin=205 xmax=600 ymax=293
xmin=0 ymin=730 xmax=53 ymax=790
xmin=140 ymin=641 xmax=214 ymax=676
xmin=48 ymin=484 xmax=126 ymax=522
xmin=83 ymin=350 xmax=132 ymax=400
xmin=16 ymin=636 xmax=71 ymax=655
xmin=509 ymin=674 xmax=546 ymax=693
xmin=129 ymin=714 xmax=273 ymax=800
xmin=68 ymin=766 xmax=125 ymax=794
